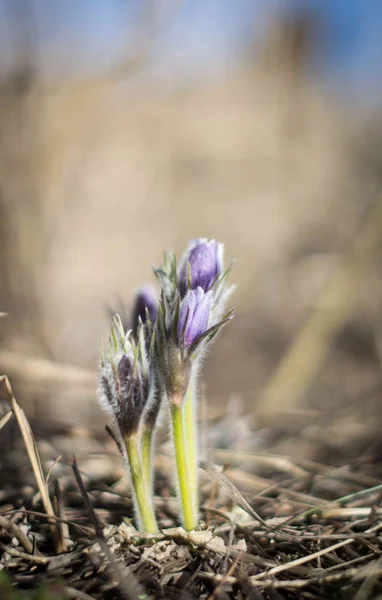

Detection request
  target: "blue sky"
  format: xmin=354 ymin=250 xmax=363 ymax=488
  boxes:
xmin=1 ymin=0 xmax=382 ymax=104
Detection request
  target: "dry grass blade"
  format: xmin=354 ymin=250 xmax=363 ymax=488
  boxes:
xmin=0 ymin=375 xmax=64 ymax=553
xmin=208 ymin=550 xmax=244 ymax=600
xmin=71 ymin=456 xmax=144 ymax=600
xmin=353 ymin=557 xmax=382 ymax=600
xmin=46 ymin=455 xmax=63 ymax=484
xmin=0 ymin=515 xmax=34 ymax=554
xmin=2 ymin=508 xmax=92 ymax=536
xmin=251 ymin=539 xmax=354 ymax=581
xmin=250 ymin=518 xmax=382 ymax=586
xmin=215 ymin=449 xmax=310 ymax=479
xmin=295 ymin=456 xmax=382 ymax=487
xmin=71 ymin=457 xmax=104 ymax=539
xmin=0 ymin=410 xmax=13 ymax=431
xmin=0 ymin=350 xmax=97 ymax=388
xmin=280 ymin=482 xmax=382 ymax=528
xmin=200 ymin=460 xmax=283 ymax=534
xmin=318 ymin=507 xmax=382 ymax=519
xmin=0 ymin=545 xmax=47 ymax=564
xmin=106 ymin=424 xmax=125 ymax=457
xmin=53 ymin=480 xmax=70 ymax=552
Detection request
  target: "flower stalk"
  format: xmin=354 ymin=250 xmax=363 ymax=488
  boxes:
xmin=140 ymin=428 xmax=154 ymax=494
xmin=170 ymin=401 xmax=197 ymax=531
xmin=140 ymin=383 xmax=163 ymax=494
xmin=183 ymin=381 xmax=198 ymax=515
xmin=124 ymin=435 xmax=158 ymax=533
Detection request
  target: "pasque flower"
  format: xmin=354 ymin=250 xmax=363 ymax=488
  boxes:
xmin=178 ymin=239 xmax=223 ymax=298
xmin=154 ymin=240 xmax=234 ymax=400
xmin=97 ymin=238 xmax=235 ymax=534
xmin=98 ymin=316 xmax=158 ymax=533
xmin=151 ymin=239 xmax=234 ymax=531
xmin=100 ymin=351 xmax=147 ymax=438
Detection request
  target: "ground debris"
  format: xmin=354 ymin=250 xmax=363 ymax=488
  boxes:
xmin=1 ymin=432 xmax=382 ymax=600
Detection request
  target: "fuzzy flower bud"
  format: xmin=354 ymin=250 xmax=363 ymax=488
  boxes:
xmin=131 ymin=285 xmax=158 ymax=335
xmin=98 ymin=316 xmax=159 ymax=533
xmin=98 ymin=317 xmax=149 ymax=439
xmin=153 ymin=241 xmax=234 ymax=400
xmin=177 ymin=287 xmax=213 ymax=348
xmin=178 ymin=239 xmax=223 ymax=298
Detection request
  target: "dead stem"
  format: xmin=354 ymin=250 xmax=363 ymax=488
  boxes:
xmin=0 ymin=375 xmax=65 ymax=553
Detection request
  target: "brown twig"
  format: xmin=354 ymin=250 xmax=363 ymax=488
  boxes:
xmin=72 ymin=456 xmax=145 ymax=600
xmin=0 ymin=374 xmax=64 ymax=553
xmin=0 ymin=515 xmax=34 ymax=554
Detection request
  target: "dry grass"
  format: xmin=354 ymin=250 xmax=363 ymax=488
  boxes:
xmin=1 ymin=375 xmax=382 ymax=599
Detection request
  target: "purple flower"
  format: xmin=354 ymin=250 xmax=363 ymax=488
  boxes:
xmin=115 ymin=353 xmax=147 ymax=436
xmin=178 ymin=239 xmax=223 ymax=298
xmin=117 ymin=353 xmax=133 ymax=386
xmin=132 ymin=285 xmax=158 ymax=334
xmin=177 ymin=287 xmax=213 ymax=348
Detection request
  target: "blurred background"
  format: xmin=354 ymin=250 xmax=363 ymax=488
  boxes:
xmin=1 ymin=0 xmax=382 ymax=468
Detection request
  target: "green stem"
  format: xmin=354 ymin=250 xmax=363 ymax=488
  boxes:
xmin=141 ymin=428 xmax=153 ymax=494
xmin=140 ymin=387 xmax=162 ymax=495
xmin=124 ymin=435 xmax=158 ymax=533
xmin=170 ymin=402 xmax=197 ymax=530
xmin=183 ymin=383 xmax=198 ymax=517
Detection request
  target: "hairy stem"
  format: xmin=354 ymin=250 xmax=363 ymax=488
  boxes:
xmin=124 ymin=435 xmax=158 ymax=533
xmin=170 ymin=401 xmax=197 ymax=530
xmin=183 ymin=382 xmax=198 ymax=517
xmin=141 ymin=387 xmax=162 ymax=494
xmin=141 ymin=428 xmax=153 ymax=494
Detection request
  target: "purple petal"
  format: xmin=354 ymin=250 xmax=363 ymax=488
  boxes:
xmin=177 ymin=288 xmax=198 ymax=342
xmin=186 ymin=290 xmax=213 ymax=346
xmin=178 ymin=287 xmax=213 ymax=348
xmin=178 ymin=239 xmax=223 ymax=297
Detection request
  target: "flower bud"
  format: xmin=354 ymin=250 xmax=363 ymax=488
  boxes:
xmin=131 ymin=285 xmax=158 ymax=335
xmin=98 ymin=317 xmax=149 ymax=439
xmin=118 ymin=354 xmax=147 ymax=436
xmin=117 ymin=353 xmax=132 ymax=383
xmin=153 ymin=241 xmax=234 ymax=401
xmin=178 ymin=239 xmax=223 ymax=298
xmin=177 ymin=287 xmax=213 ymax=348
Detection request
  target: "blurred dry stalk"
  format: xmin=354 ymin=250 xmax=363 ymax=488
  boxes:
xmin=0 ymin=374 xmax=66 ymax=553
xmin=257 ymin=196 xmax=382 ymax=421
xmin=0 ymin=349 xmax=96 ymax=389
